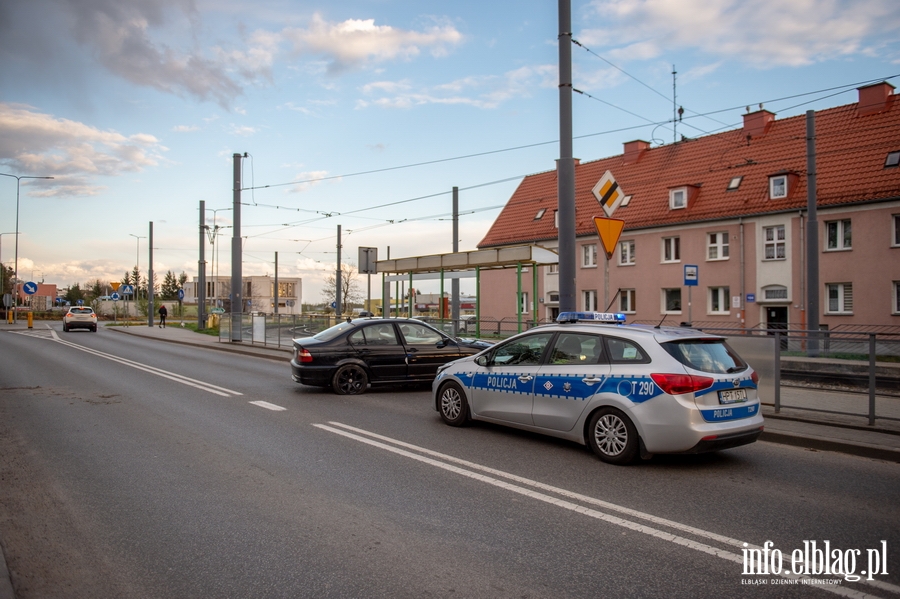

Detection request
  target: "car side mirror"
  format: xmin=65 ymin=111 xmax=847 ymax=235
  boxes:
xmin=475 ymin=355 xmax=489 ymax=367
xmin=436 ymin=338 xmax=448 ymax=348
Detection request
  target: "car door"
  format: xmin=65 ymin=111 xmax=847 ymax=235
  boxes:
xmin=532 ymin=332 xmax=610 ymax=431
xmin=397 ymin=322 xmax=464 ymax=380
xmin=470 ymin=332 xmax=554 ymax=425
xmin=348 ymin=323 xmax=408 ymax=381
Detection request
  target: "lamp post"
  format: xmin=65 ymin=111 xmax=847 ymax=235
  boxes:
xmin=0 ymin=173 xmax=54 ymax=322
xmin=207 ymin=207 xmax=232 ymax=312
xmin=129 ymin=233 xmax=146 ymax=302
xmin=0 ymin=231 xmax=17 ymax=300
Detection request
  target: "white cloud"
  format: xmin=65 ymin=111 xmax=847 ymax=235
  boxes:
xmin=288 ymin=170 xmax=332 ymax=194
xmin=283 ymin=13 xmax=464 ymax=74
xmin=228 ymin=124 xmax=258 ymax=136
xmin=0 ymin=103 xmax=166 ymax=197
xmin=585 ymin=0 xmax=900 ymax=67
xmin=172 ymin=124 xmax=199 ymax=132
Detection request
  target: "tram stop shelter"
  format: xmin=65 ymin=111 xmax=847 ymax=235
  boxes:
xmin=376 ymin=245 xmax=559 ymax=337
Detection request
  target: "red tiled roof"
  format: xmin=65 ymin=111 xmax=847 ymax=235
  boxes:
xmin=478 ymin=92 xmax=900 ymax=248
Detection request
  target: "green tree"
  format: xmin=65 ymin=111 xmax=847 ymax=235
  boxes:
xmin=161 ymin=270 xmax=179 ymax=300
xmin=0 ymin=264 xmax=13 ymax=297
xmin=64 ymin=283 xmax=85 ymax=305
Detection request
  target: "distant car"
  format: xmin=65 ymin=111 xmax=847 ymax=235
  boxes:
xmin=433 ymin=311 xmax=763 ymax=465
xmin=63 ymin=306 xmax=98 ymax=332
xmin=291 ymin=318 xmax=491 ymax=395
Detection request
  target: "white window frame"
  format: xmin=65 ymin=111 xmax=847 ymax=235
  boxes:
xmin=554 ymin=210 xmax=559 ymax=229
xmin=662 ymin=288 xmax=682 ymax=314
xmin=662 ymin=236 xmax=680 ymax=263
xmin=763 ymin=225 xmax=786 ymax=260
xmin=825 ymin=219 xmax=852 ymax=251
xmin=581 ymin=244 xmax=597 ymax=268
xmin=894 ymin=281 xmax=900 ymax=315
xmin=769 ymin=175 xmax=788 ymax=199
xmin=534 ymin=208 xmax=546 ymax=220
xmin=547 ymin=263 xmax=559 ymax=274
xmin=707 ymin=232 xmax=730 ymax=261
xmin=520 ymin=291 xmax=529 ymax=314
xmin=825 ymin=283 xmax=853 ymax=314
xmin=582 ymin=289 xmax=598 ymax=312
xmin=892 ymin=215 xmax=900 ymax=247
xmin=619 ymin=288 xmax=636 ymax=313
xmin=727 ymin=176 xmax=743 ymax=191
xmin=619 ymin=240 xmax=636 ymax=265
xmin=708 ymin=286 xmax=730 ymax=314
xmin=669 ymin=188 xmax=687 ymax=210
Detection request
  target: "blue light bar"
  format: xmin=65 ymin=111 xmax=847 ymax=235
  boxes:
xmin=556 ymin=312 xmax=627 ymax=324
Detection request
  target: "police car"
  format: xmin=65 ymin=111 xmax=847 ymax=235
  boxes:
xmin=432 ymin=312 xmax=763 ymax=465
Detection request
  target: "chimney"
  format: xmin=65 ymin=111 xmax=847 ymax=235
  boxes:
xmin=623 ymin=140 xmax=650 ymax=165
xmin=857 ymin=81 xmax=895 ymax=116
xmin=743 ymin=109 xmax=775 ymax=139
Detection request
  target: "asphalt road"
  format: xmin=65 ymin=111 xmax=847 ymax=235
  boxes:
xmin=1 ymin=326 xmax=898 ymax=599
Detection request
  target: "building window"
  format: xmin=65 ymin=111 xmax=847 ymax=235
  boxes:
xmin=554 ymin=210 xmax=559 ymax=228
xmin=662 ymin=236 xmax=680 ymax=263
xmin=727 ymin=176 xmax=743 ymax=191
xmin=548 ymin=292 xmax=559 ymax=303
xmin=769 ymin=175 xmax=788 ymax=199
xmin=764 ymin=225 xmax=786 ymax=260
xmin=707 ymin=232 xmax=730 ymax=260
xmin=619 ymin=240 xmax=635 ymax=265
xmin=826 ymin=219 xmax=852 ymax=250
xmin=886 ymin=151 xmax=900 ymax=168
xmin=892 ymin=215 xmax=900 ymax=247
xmin=763 ymin=285 xmax=788 ymax=300
xmin=669 ymin=188 xmax=687 ymax=210
xmin=521 ymin=292 xmax=529 ymax=314
xmin=534 ymin=208 xmax=546 ymax=220
xmin=582 ymin=290 xmax=597 ymax=312
xmin=826 ymin=283 xmax=853 ymax=314
xmin=663 ymin=288 xmax=682 ymax=313
xmin=619 ymin=289 xmax=636 ymax=313
xmin=709 ymin=286 xmax=730 ymax=314
xmin=547 ymin=263 xmax=558 ymax=274
xmin=620 ymin=195 xmax=632 ymax=207
xmin=582 ymin=244 xmax=597 ymax=267
xmin=894 ymin=282 xmax=900 ymax=315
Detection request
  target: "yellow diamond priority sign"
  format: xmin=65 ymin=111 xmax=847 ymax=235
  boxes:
xmin=593 ymin=216 xmax=625 ymax=260
xmin=592 ymin=170 xmax=625 ymax=217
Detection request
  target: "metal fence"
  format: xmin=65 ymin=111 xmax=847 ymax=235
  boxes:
xmin=218 ymin=314 xmax=899 ymax=426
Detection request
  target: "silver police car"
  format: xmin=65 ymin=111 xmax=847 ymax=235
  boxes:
xmin=432 ymin=312 xmax=763 ymax=465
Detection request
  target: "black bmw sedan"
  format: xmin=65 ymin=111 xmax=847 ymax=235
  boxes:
xmin=290 ymin=317 xmax=490 ymax=395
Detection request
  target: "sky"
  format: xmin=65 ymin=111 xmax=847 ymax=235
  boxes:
xmin=1 ymin=0 xmax=899 ymax=303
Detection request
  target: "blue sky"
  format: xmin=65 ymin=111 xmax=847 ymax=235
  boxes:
xmin=1 ymin=0 xmax=898 ymax=301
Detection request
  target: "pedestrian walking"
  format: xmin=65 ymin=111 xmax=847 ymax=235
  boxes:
xmin=158 ymin=304 xmax=168 ymax=328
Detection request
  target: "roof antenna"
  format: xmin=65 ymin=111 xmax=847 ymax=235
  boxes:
xmin=604 ymin=288 xmax=622 ymax=312
xmin=672 ymin=65 xmax=677 ymax=143
xmin=654 ymin=312 xmax=667 ymax=329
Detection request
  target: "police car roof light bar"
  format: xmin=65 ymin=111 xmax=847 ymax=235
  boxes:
xmin=556 ymin=312 xmax=626 ymax=324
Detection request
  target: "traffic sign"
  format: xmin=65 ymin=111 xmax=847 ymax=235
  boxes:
xmin=210 ymin=307 xmax=225 ymax=314
xmin=358 ymin=247 xmax=378 ymax=274
xmin=746 ymin=293 xmax=756 ymax=303
xmin=684 ymin=265 xmax=699 ymax=286
xmin=111 ymin=293 xmax=120 ymax=301
xmin=592 ymin=170 xmax=626 ymax=217
xmin=77 ymin=299 xmax=84 ymax=305
xmin=177 ymin=289 xmax=185 ymax=300
xmin=110 ymin=281 xmax=121 ymax=291
xmin=120 ymin=284 xmax=134 ymax=295
xmin=592 ymin=216 xmax=625 ymax=260
xmin=23 ymin=282 xmax=38 ymax=295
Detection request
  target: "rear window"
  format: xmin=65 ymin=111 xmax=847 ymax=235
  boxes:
xmin=662 ymin=339 xmax=747 ymax=374
xmin=313 ymin=321 xmax=356 ymax=342
xmin=69 ymin=308 xmax=93 ymax=314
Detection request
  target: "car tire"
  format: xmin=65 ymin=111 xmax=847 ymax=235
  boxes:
xmin=587 ymin=407 xmax=639 ymax=465
xmin=63 ymin=323 xmax=69 ymax=332
xmin=332 ymin=364 xmax=368 ymax=395
xmin=91 ymin=325 xmax=97 ymax=332
xmin=438 ymin=381 xmax=471 ymax=427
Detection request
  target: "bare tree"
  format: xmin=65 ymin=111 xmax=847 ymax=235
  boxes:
xmin=321 ymin=264 xmax=363 ymax=313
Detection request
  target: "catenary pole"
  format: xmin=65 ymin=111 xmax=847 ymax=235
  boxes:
xmin=557 ymin=0 xmax=576 ymax=313
xmin=198 ymin=201 xmax=207 ymax=330
xmin=147 ymin=222 xmax=154 ymax=327
xmin=806 ymin=110 xmax=820 ymax=355
xmin=231 ymin=153 xmax=243 ymax=342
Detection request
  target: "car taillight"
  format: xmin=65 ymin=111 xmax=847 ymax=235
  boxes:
xmin=650 ymin=373 xmax=714 ymax=395
xmin=750 ymin=370 xmax=759 ymax=385
xmin=297 ymin=348 xmax=313 ymax=363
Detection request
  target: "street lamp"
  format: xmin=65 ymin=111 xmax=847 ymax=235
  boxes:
xmin=207 ymin=207 xmax=232 ymax=311
xmin=0 ymin=231 xmax=18 ymax=300
xmin=0 ymin=173 xmax=54 ymax=322
xmin=129 ymin=233 xmax=146 ymax=302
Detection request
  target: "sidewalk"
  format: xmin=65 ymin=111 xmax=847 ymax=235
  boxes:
xmin=4 ymin=320 xmax=900 ymax=464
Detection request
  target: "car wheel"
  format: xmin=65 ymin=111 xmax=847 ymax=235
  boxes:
xmin=63 ymin=323 xmax=69 ymax=332
xmin=91 ymin=325 xmax=97 ymax=332
xmin=332 ymin=364 xmax=368 ymax=395
xmin=587 ymin=408 xmax=638 ymax=465
xmin=438 ymin=381 xmax=470 ymax=426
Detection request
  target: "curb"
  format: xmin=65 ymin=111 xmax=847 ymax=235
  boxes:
xmin=759 ymin=430 xmax=900 ymax=463
xmin=106 ymin=326 xmax=291 ymax=362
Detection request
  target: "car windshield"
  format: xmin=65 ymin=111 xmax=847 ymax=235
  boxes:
xmin=312 ymin=321 xmax=357 ymax=342
xmin=661 ymin=339 xmax=747 ymax=374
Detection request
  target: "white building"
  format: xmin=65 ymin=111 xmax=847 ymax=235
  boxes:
xmin=183 ymin=275 xmax=302 ymax=315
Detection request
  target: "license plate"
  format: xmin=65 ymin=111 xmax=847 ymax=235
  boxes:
xmin=718 ymin=388 xmax=747 ymax=404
